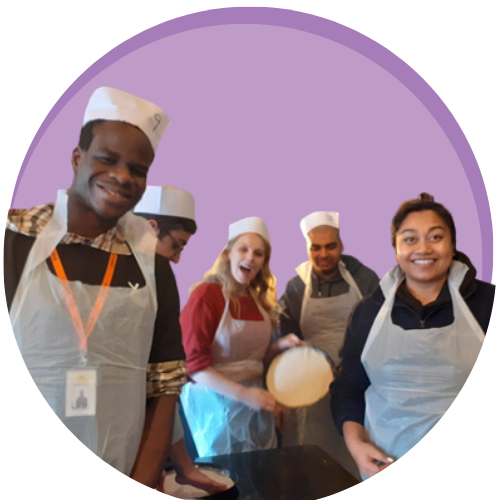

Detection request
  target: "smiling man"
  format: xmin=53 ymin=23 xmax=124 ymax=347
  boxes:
xmin=5 ymin=87 xmax=186 ymax=488
xmin=277 ymin=210 xmax=378 ymax=478
xmin=279 ymin=211 xmax=379 ymax=363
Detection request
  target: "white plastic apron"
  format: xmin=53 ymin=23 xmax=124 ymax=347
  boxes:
xmin=10 ymin=190 xmax=158 ymax=475
xmin=298 ymin=260 xmax=362 ymax=366
xmin=181 ymin=294 xmax=276 ymax=457
xmin=281 ymin=261 xmax=362 ymax=478
xmin=361 ymin=261 xmax=484 ymax=464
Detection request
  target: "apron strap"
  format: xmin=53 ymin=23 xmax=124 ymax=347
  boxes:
xmin=50 ymin=248 xmax=118 ymax=351
xmin=338 ymin=261 xmax=363 ymax=301
xmin=362 ymin=266 xmax=403 ymax=361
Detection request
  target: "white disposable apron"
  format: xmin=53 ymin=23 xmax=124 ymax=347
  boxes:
xmin=282 ymin=260 xmax=363 ymax=478
xmin=10 ymin=190 xmax=158 ymax=475
xmin=298 ymin=260 xmax=362 ymax=366
xmin=361 ymin=261 xmax=484 ymax=466
xmin=181 ymin=294 xmax=276 ymax=457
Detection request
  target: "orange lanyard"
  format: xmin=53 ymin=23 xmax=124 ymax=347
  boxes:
xmin=50 ymin=249 xmax=118 ymax=352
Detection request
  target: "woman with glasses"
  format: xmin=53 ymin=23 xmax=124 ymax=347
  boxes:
xmin=180 ymin=216 xmax=303 ymax=457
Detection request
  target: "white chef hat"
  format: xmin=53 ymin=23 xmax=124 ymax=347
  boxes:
xmin=228 ymin=217 xmax=270 ymax=243
xmin=134 ymin=185 xmax=195 ymax=221
xmin=83 ymin=87 xmax=170 ymax=151
xmin=300 ymin=211 xmax=339 ymax=238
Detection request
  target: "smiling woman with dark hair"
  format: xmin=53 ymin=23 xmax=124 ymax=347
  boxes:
xmin=330 ymin=193 xmax=495 ymax=480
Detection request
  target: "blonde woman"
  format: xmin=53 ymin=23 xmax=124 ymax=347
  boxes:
xmin=180 ymin=217 xmax=302 ymax=457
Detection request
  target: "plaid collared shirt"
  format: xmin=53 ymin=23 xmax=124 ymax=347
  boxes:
xmin=7 ymin=203 xmax=132 ymax=255
xmin=7 ymin=203 xmax=187 ymax=398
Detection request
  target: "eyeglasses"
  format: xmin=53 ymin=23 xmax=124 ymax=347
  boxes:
xmin=166 ymin=232 xmax=186 ymax=252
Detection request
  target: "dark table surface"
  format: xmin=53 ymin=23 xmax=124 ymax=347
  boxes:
xmin=195 ymin=444 xmax=360 ymax=500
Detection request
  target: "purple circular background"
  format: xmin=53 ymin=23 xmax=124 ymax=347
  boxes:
xmin=11 ymin=8 xmax=492 ymax=306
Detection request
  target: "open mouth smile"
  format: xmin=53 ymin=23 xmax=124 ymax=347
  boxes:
xmin=97 ymin=184 xmax=132 ymax=201
xmin=240 ymin=265 xmax=254 ymax=277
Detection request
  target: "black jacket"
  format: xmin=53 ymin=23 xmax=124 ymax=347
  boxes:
xmin=330 ymin=253 xmax=495 ymax=435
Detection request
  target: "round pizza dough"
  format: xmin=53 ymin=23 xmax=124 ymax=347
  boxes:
xmin=266 ymin=346 xmax=334 ymax=408
xmin=162 ymin=467 xmax=234 ymax=499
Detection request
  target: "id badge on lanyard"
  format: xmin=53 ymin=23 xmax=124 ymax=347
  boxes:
xmin=50 ymin=248 xmax=117 ymax=418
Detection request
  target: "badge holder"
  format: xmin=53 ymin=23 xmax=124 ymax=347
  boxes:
xmin=65 ymin=351 xmax=99 ymax=417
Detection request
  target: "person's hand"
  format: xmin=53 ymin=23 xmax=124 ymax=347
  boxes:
xmin=348 ymin=440 xmax=394 ymax=478
xmin=175 ymin=466 xmax=228 ymax=495
xmin=156 ymin=470 xmax=167 ymax=492
xmin=381 ymin=458 xmax=394 ymax=472
xmin=275 ymin=333 xmax=306 ymax=352
xmin=156 ymin=468 xmax=228 ymax=495
xmin=242 ymin=387 xmax=276 ymax=412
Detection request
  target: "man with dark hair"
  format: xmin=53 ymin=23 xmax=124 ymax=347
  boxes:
xmin=135 ymin=186 xmax=227 ymax=495
xmin=134 ymin=185 xmax=197 ymax=264
xmin=5 ymin=87 xmax=185 ymax=488
xmin=278 ymin=211 xmax=379 ymax=478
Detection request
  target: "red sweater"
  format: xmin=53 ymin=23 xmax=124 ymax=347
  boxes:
xmin=180 ymin=283 xmax=265 ymax=374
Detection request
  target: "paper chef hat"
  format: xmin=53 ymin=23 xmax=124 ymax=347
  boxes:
xmin=228 ymin=217 xmax=270 ymax=243
xmin=300 ymin=211 xmax=339 ymax=238
xmin=134 ymin=186 xmax=195 ymax=221
xmin=83 ymin=87 xmax=170 ymax=151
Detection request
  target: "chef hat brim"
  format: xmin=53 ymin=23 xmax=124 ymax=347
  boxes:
xmin=83 ymin=87 xmax=170 ymax=151
xmin=300 ymin=211 xmax=339 ymax=238
xmin=228 ymin=217 xmax=270 ymax=244
xmin=133 ymin=185 xmax=195 ymax=221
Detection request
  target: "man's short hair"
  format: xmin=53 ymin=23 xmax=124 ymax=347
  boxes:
xmin=136 ymin=213 xmax=197 ymax=238
xmin=78 ymin=119 xmax=106 ymax=151
xmin=78 ymin=119 xmax=152 ymax=154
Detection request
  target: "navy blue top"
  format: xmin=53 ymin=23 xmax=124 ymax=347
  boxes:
xmin=330 ymin=253 xmax=495 ymax=435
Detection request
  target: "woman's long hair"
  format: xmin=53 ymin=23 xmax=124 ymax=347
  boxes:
xmin=196 ymin=234 xmax=280 ymax=327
